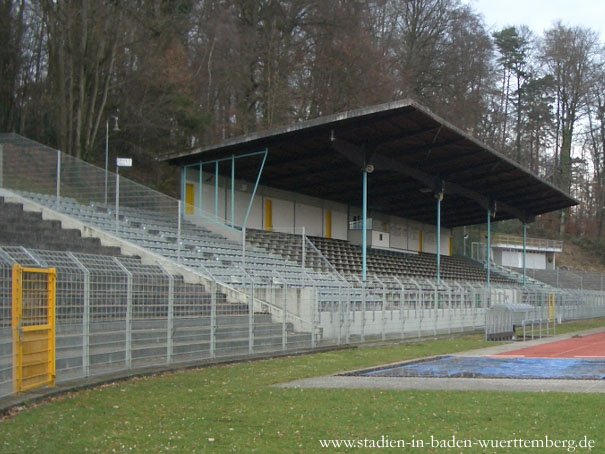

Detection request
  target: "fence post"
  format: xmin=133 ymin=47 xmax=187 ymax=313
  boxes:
xmin=361 ymin=283 xmax=366 ymax=343
xmin=376 ymin=276 xmax=386 ymax=341
xmin=164 ymin=268 xmax=174 ymax=364
xmin=399 ymin=281 xmax=405 ymax=340
xmin=114 ymin=258 xmax=132 ymax=369
xmin=337 ymin=283 xmax=343 ymax=346
xmin=56 ymin=149 xmax=61 ymax=211
xmin=69 ymin=253 xmax=90 ymax=378
xmin=249 ymin=279 xmax=254 ymax=354
xmin=311 ymin=287 xmax=318 ymax=349
xmin=282 ymin=281 xmax=287 ymax=351
xmin=210 ymin=280 xmax=216 ymax=358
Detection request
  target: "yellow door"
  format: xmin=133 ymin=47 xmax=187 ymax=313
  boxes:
xmin=265 ymin=199 xmax=273 ymax=231
xmin=13 ymin=265 xmax=56 ymax=393
xmin=325 ymin=210 xmax=332 ymax=239
xmin=185 ymin=183 xmax=195 ymax=215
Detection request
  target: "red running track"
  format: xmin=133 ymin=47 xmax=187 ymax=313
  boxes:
xmin=495 ymin=331 xmax=605 ymax=359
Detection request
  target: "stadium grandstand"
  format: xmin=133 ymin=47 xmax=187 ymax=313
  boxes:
xmin=1 ymin=99 xmax=604 ymax=397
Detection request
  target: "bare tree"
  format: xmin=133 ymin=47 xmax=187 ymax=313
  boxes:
xmin=40 ymin=0 xmax=124 ymax=158
xmin=540 ymin=23 xmax=600 ymax=232
xmin=586 ymin=58 xmax=605 ymax=238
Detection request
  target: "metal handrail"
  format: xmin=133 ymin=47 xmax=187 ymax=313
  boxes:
xmin=490 ymin=233 xmax=563 ymax=250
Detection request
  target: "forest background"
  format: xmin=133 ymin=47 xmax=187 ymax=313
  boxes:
xmin=1 ymin=0 xmax=604 ymax=247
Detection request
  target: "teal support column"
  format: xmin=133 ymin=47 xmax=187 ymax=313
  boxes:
xmin=214 ymin=161 xmax=219 ymax=221
xmin=362 ymin=170 xmax=368 ymax=283
xmin=487 ymin=209 xmax=491 ymax=290
xmin=198 ymin=162 xmax=203 ymax=216
xmin=436 ymin=194 xmax=442 ymax=286
xmin=523 ymin=223 xmax=527 ymax=287
xmin=242 ymin=150 xmax=268 ymax=229
xmin=231 ymin=155 xmax=235 ymax=227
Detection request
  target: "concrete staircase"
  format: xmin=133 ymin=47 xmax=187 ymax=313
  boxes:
xmin=0 ymin=197 xmax=122 ymax=255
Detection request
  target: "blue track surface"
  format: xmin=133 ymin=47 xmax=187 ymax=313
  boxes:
xmin=357 ymin=356 xmax=605 ymax=380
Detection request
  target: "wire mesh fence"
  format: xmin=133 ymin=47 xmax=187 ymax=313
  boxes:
xmin=1 ymin=245 xmax=605 ymax=399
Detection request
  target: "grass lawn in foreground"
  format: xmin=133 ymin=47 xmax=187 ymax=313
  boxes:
xmin=1 ymin=319 xmax=604 ymax=453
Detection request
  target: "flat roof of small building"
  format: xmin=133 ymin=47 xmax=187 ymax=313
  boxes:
xmin=162 ymin=99 xmax=577 ymax=228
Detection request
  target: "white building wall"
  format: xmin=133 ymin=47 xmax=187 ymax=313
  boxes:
xmin=295 ymin=203 xmax=322 ymax=236
xmin=371 ymin=230 xmax=390 ymax=248
xmin=527 ymin=252 xmax=546 ymax=269
xmin=501 ymin=250 xmax=547 ymax=270
xmin=389 ymin=221 xmax=408 ymax=250
xmin=270 ymin=197 xmax=294 ymax=230
xmin=407 ymin=227 xmax=420 ymax=252
xmin=330 ymin=209 xmax=347 ymax=240
xmin=231 ymin=190 xmax=262 ymax=230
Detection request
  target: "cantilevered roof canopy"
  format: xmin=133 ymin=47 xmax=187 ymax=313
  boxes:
xmin=162 ymin=99 xmax=577 ymax=228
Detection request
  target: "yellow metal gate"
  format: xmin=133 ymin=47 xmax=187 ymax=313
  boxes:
xmin=12 ymin=265 xmax=57 ymax=393
xmin=548 ymin=293 xmax=556 ymax=322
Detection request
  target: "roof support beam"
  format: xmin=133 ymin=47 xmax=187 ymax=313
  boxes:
xmin=331 ymin=135 xmax=533 ymax=224
xmin=331 ymin=136 xmax=441 ymax=192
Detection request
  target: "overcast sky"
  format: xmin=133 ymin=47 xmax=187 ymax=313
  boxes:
xmin=462 ymin=0 xmax=605 ymax=40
